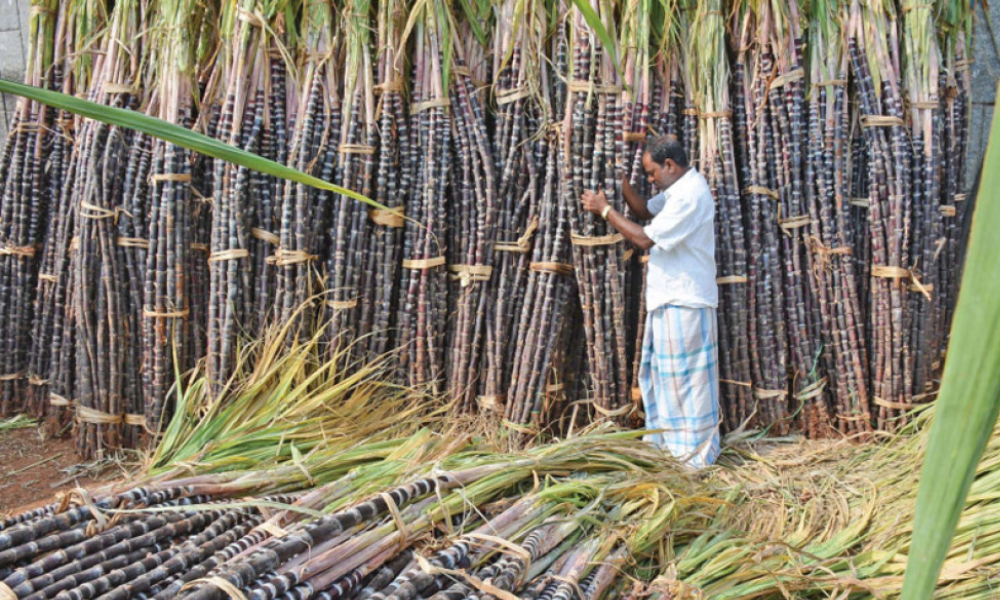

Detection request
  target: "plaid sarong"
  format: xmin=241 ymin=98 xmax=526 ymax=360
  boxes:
xmin=639 ymin=304 xmax=721 ymax=469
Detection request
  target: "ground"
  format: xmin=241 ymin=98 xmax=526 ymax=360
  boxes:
xmin=0 ymin=424 xmax=121 ymax=515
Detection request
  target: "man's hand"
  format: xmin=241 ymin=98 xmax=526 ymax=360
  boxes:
xmin=581 ymin=189 xmax=610 ymax=216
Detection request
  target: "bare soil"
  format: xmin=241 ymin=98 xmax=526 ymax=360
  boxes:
xmin=0 ymin=426 xmax=121 ymax=516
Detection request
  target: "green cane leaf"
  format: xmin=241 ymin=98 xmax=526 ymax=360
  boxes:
xmin=0 ymin=77 xmax=387 ymax=211
xmin=900 ymin=78 xmax=1000 ymax=599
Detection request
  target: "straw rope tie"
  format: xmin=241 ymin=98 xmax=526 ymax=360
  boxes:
xmin=699 ymin=111 xmax=732 ymax=119
xmin=849 ymin=197 xmax=871 ymax=208
xmin=38 ymin=273 xmax=57 ymax=282
xmin=754 ymin=388 xmax=788 ymax=400
xmin=861 ymin=115 xmax=905 ymax=128
xmin=794 ymin=377 xmax=828 ymax=402
xmin=682 ymin=108 xmax=699 ymax=116
xmin=0 ymin=244 xmax=36 ymax=258
xmin=497 ymin=87 xmax=531 ymax=105
xmin=180 ymin=577 xmax=249 ymax=600
xmin=116 ymin=237 xmax=150 ymax=249
xmin=0 ymin=372 xmax=24 ymax=382
xmin=570 ymin=232 xmax=624 ymax=247
xmin=143 ymin=307 xmax=191 ymax=318
xmin=448 ymin=264 xmax=493 ymax=287
xmin=80 ymin=201 xmax=121 ymax=221
xmin=251 ymin=228 xmax=280 ymax=245
xmin=630 ymin=387 xmax=643 ymax=402
xmin=402 ymin=256 xmax=446 ymax=270
xmin=779 ymin=215 xmax=811 ymax=232
xmin=268 ymin=249 xmax=318 ymax=266
xmin=0 ymin=582 xmax=19 ymax=600
xmin=124 ymin=414 xmax=147 ymax=427
xmin=209 ymin=248 xmax=251 ymax=262
xmin=716 ymin=275 xmax=748 ymax=284
xmin=910 ymin=100 xmax=939 ymax=110
xmin=28 ymin=374 xmax=49 ymax=386
xmin=369 ymin=209 xmax=405 ymax=228
xmin=591 ymin=401 xmax=633 ymax=418
xmin=494 ymin=216 xmax=538 ymax=253
xmin=640 ymin=254 xmax=650 ymax=264
xmin=410 ymin=98 xmax=451 ymax=115
xmin=529 ymin=262 xmax=574 ymax=276
xmin=769 ymin=68 xmax=804 ymax=90
xmin=808 ymin=236 xmax=852 ymax=271
xmin=50 ymin=393 xmax=73 ymax=407
xmin=622 ymin=248 xmax=634 ymax=261
xmin=871 ymin=265 xmax=932 ymax=300
xmin=338 ymin=144 xmax=375 ymax=155
xmin=77 ymin=405 xmax=124 ymax=425
xmin=623 ymin=131 xmax=647 ymax=142
xmin=941 ymin=205 xmax=957 ymax=218
xmin=567 ymin=81 xmax=622 ymax=95
xmin=744 ymin=185 xmax=779 ymax=199
xmin=720 ymin=379 xmax=752 ymax=388
xmin=150 ymin=173 xmax=192 ymax=183
xmin=954 ymin=193 xmax=968 ymax=202
xmin=191 ymin=243 xmax=210 ymax=254
xmin=546 ymin=383 xmax=565 ymax=393
xmin=873 ymin=396 xmax=919 ymax=411
xmin=380 ymin=492 xmax=410 ymax=549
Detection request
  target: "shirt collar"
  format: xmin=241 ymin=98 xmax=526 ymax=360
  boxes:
xmin=658 ymin=168 xmax=696 ymax=200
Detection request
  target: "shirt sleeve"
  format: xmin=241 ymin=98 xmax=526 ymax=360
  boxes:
xmin=642 ymin=193 xmax=706 ymax=253
xmin=646 ymin=192 xmax=666 ymax=216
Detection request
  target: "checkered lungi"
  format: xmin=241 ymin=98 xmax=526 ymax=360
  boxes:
xmin=638 ymin=304 xmax=721 ymax=469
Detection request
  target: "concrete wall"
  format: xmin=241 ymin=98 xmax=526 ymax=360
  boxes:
xmin=0 ymin=2 xmax=998 ymax=178
xmin=0 ymin=0 xmax=31 ymax=142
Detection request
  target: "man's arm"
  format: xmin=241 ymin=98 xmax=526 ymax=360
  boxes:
xmin=581 ymin=190 xmax=655 ymax=250
xmin=621 ymin=175 xmax=654 ymax=220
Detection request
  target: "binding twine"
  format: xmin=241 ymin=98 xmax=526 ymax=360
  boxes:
xmin=0 ymin=244 xmax=36 ymax=258
xmin=267 ymin=249 xmax=318 ymax=266
xmin=448 ymin=264 xmax=493 ymax=287
xmin=402 ymin=256 xmax=446 ymax=270
xmin=871 ymin=265 xmax=932 ymax=300
xmin=179 ymin=577 xmax=249 ymax=600
xmin=251 ymin=228 xmax=280 ymax=245
xmin=570 ymin=232 xmax=624 ymax=247
xmin=529 ymin=262 xmax=574 ymax=276
xmin=209 ymin=249 xmax=250 ymax=262
xmin=494 ymin=216 xmax=538 ymax=253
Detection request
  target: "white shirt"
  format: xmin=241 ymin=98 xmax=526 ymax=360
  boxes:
xmin=642 ymin=168 xmax=718 ymax=310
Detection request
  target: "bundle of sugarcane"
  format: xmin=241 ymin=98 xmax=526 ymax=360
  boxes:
xmin=804 ymin=0 xmax=871 ymax=434
xmin=848 ymin=0 xmax=914 ymax=429
xmin=687 ymin=0 xmax=753 ymax=431
xmin=397 ymin=0 xmax=451 ymax=395
xmin=501 ymin=0 xmax=574 ymax=429
xmin=138 ymin=0 xmax=209 ymax=432
xmin=937 ymin=2 xmax=972 ymax=342
xmin=444 ymin=13 xmax=497 ymax=410
xmin=0 ymin=0 xmax=61 ymax=416
xmin=325 ymin=0 xmax=376 ymax=355
xmin=26 ymin=0 xmax=97 ymax=418
xmin=275 ymin=0 xmax=339 ymax=338
xmin=478 ymin=2 xmax=542 ymax=416
xmin=205 ymin=0 xmax=293 ymax=394
xmin=356 ymin=0 xmax=408 ymax=360
xmin=732 ymin=4 xmax=790 ymax=432
xmin=561 ymin=0 xmax=631 ymax=417
xmin=71 ymin=0 xmax=150 ymax=457
xmin=902 ymin=0 xmax=945 ymax=408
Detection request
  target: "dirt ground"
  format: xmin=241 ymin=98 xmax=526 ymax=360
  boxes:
xmin=0 ymin=425 xmax=122 ymax=516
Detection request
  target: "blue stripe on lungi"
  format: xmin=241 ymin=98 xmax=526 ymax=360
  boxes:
xmin=639 ymin=304 xmax=721 ymax=469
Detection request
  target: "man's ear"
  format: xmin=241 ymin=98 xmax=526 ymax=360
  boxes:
xmin=664 ymin=158 xmax=676 ymax=173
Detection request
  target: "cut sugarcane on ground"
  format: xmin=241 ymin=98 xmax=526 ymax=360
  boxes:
xmin=0 ymin=0 xmax=976 ymax=459
xmin=3 ymin=324 xmax=1000 ymax=600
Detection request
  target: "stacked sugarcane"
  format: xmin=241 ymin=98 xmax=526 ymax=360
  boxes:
xmin=357 ymin=0 xmax=408 ymax=360
xmin=733 ymin=4 xmax=789 ymax=432
xmin=804 ymin=0 xmax=871 ymax=434
xmin=499 ymin=0 xmax=573 ymax=428
xmin=848 ymin=0 xmax=916 ymax=429
xmin=205 ymin=0 xmax=291 ymax=393
xmin=325 ymin=0 xmax=376 ymax=355
xmin=0 ymin=0 xmax=61 ymax=415
xmin=478 ymin=3 xmax=542 ymax=417
xmin=397 ymin=0 xmax=452 ymax=395
xmin=444 ymin=11 xmax=498 ymax=410
xmin=687 ymin=0 xmax=754 ymax=430
xmin=71 ymin=0 xmax=151 ymax=457
xmin=25 ymin=0 xmax=97 ymax=419
xmin=274 ymin=0 xmax=338 ymax=338
xmin=561 ymin=0 xmax=632 ymax=418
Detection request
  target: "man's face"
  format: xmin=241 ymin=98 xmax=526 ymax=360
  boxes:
xmin=642 ymin=152 xmax=681 ymax=191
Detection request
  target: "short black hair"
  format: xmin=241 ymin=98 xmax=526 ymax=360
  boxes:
xmin=645 ymin=134 xmax=689 ymax=168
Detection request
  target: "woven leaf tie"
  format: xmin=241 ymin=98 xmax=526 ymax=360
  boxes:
xmin=448 ymin=264 xmax=493 ymax=287
xmin=368 ymin=208 xmax=405 ymax=228
xmin=494 ymin=216 xmax=539 ymax=253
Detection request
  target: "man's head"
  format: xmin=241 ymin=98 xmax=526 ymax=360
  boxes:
xmin=642 ymin=134 xmax=689 ymax=191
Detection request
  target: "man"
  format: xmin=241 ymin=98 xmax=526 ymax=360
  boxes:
xmin=580 ymin=134 xmax=720 ymax=469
